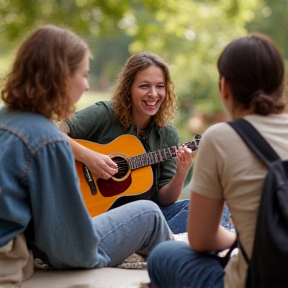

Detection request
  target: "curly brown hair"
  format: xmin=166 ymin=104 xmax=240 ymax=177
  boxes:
xmin=112 ymin=51 xmax=177 ymax=130
xmin=1 ymin=24 xmax=91 ymax=120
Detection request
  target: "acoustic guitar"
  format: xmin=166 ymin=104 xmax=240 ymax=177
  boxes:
xmin=75 ymin=134 xmax=201 ymax=217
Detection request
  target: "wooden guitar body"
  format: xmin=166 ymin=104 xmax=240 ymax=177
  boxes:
xmin=75 ymin=135 xmax=153 ymax=217
xmin=75 ymin=133 xmax=201 ymax=217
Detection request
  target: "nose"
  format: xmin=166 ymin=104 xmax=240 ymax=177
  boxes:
xmin=149 ymin=86 xmax=158 ymax=97
xmin=85 ymin=80 xmax=90 ymax=91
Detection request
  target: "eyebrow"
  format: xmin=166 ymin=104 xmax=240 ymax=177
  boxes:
xmin=138 ymin=79 xmax=164 ymax=83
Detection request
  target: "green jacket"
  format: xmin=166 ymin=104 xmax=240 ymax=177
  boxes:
xmin=66 ymin=101 xmax=179 ymax=202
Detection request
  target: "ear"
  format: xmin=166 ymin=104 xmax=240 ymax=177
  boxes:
xmin=219 ymin=76 xmax=231 ymax=101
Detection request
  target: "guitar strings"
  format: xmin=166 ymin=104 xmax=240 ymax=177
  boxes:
xmin=109 ymin=136 xmax=201 ymax=171
xmin=111 ymin=138 xmax=200 ymax=170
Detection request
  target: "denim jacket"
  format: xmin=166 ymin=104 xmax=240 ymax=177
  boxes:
xmin=0 ymin=107 xmax=101 ymax=269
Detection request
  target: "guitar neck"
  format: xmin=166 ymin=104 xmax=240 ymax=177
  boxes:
xmin=128 ymin=146 xmax=178 ymax=170
xmin=127 ymin=135 xmax=200 ymax=170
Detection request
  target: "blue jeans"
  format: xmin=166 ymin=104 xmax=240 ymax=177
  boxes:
xmin=160 ymin=200 xmax=189 ymax=234
xmin=160 ymin=200 xmax=233 ymax=234
xmin=91 ymin=200 xmax=173 ymax=267
xmin=147 ymin=241 xmax=225 ymax=288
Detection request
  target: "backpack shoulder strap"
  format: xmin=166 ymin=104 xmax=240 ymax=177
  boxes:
xmin=228 ymin=118 xmax=280 ymax=167
xmin=228 ymin=118 xmax=281 ymax=266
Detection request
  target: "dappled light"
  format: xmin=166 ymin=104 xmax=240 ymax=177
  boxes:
xmin=0 ymin=0 xmax=287 ymax=141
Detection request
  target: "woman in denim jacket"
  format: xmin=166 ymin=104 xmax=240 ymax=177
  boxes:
xmin=0 ymin=25 xmax=171 ymax=272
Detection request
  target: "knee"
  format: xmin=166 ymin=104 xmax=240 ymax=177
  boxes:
xmin=148 ymin=241 xmax=188 ymax=281
xmin=148 ymin=241 xmax=185 ymax=266
xmin=147 ymin=242 xmax=169 ymax=277
xmin=180 ymin=199 xmax=190 ymax=209
xmin=148 ymin=241 xmax=171 ymax=264
xmin=136 ymin=200 xmax=161 ymax=213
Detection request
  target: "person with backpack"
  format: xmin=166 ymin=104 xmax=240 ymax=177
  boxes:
xmin=147 ymin=33 xmax=288 ymax=288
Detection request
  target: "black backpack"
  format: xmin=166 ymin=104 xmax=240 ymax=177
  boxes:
xmin=228 ymin=118 xmax=288 ymax=288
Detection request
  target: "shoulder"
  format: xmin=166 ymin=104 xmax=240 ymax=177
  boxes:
xmin=0 ymin=108 xmax=67 ymax=154
xmin=202 ymin=122 xmax=233 ymax=140
xmin=76 ymin=101 xmax=114 ymax=118
xmin=65 ymin=101 xmax=114 ymax=127
xmin=95 ymin=101 xmax=114 ymax=114
xmin=197 ymin=122 xmax=238 ymax=154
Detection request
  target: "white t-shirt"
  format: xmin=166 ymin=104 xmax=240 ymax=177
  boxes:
xmin=190 ymin=114 xmax=288 ymax=288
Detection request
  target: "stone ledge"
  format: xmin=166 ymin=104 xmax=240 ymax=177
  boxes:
xmin=22 ymin=267 xmax=149 ymax=288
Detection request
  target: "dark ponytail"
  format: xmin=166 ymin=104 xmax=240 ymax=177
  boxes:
xmin=217 ymin=33 xmax=285 ymax=115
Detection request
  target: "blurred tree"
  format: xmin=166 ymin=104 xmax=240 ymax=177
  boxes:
xmin=244 ymin=0 xmax=288 ymax=120
xmin=88 ymin=32 xmax=132 ymax=91
xmin=125 ymin=0 xmax=262 ymax=139
xmin=246 ymin=0 xmax=288 ymax=58
xmin=0 ymin=0 xmax=264 ymax=140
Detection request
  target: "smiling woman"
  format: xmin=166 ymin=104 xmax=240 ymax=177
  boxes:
xmin=58 ymin=51 xmax=195 ymax=234
xmin=58 ymin=51 xmax=230 ymax=235
xmin=130 ymin=65 xmax=166 ymax=129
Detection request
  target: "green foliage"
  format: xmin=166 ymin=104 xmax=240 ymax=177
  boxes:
xmin=246 ymin=0 xmax=288 ymax=58
xmin=0 ymin=0 xmax=273 ymax=141
xmin=125 ymin=0 xmax=261 ymax=139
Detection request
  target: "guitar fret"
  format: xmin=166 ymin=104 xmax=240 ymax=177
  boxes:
xmin=150 ymin=152 xmax=156 ymax=163
xmin=130 ymin=156 xmax=138 ymax=170
xmin=161 ymin=149 xmax=168 ymax=161
xmin=170 ymin=147 xmax=177 ymax=157
xmin=136 ymin=157 xmax=142 ymax=168
xmin=157 ymin=150 xmax=163 ymax=162
xmin=167 ymin=147 xmax=173 ymax=158
xmin=150 ymin=153 xmax=156 ymax=164
xmin=148 ymin=152 xmax=153 ymax=164
xmin=129 ymin=158 xmax=135 ymax=170
xmin=141 ymin=155 xmax=148 ymax=166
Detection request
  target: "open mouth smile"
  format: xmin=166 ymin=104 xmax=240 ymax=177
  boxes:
xmin=143 ymin=100 xmax=159 ymax=106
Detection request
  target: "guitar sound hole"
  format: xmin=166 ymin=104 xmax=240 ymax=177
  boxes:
xmin=112 ymin=156 xmax=130 ymax=179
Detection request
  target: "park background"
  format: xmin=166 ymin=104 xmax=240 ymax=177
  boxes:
xmin=0 ymin=0 xmax=288 ymax=143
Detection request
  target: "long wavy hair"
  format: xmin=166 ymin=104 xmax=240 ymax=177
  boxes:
xmin=217 ymin=33 xmax=285 ymax=115
xmin=112 ymin=51 xmax=177 ymax=130
xmin=1 ymin=24 xmax=91 ymax=120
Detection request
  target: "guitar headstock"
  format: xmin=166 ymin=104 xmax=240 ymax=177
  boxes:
xmin=182 ymin=134 xmax=201 ymax=151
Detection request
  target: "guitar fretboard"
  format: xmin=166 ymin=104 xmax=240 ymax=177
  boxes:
xmin=127 ymin=135 xmax=200 ymax=170
xmin=128 ymin=146 xmax=177 ymax=170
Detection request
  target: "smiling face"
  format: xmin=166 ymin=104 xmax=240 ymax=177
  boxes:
xmin=130 ymin=65 xmax=166 ymax=129
xmin=68 ymin=53 xmax=90 ymax=104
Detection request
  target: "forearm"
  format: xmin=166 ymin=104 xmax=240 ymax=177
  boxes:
xmin=57 ymin=120 xmax=90 ymax=164
xmin=62 ymin=133 xmax=118 ymax=179
xmin=189 ymin=225 xmax=237 ymax=252
xmin=188 ymin=192 xmax=236 ymax=252
xmin=64 ymin=134 xmax=89 ymax=163
xmin=157 ymin=146 xmax=193 ymax=206
xmin=157 ymin=171 xmax=187 ymax=206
